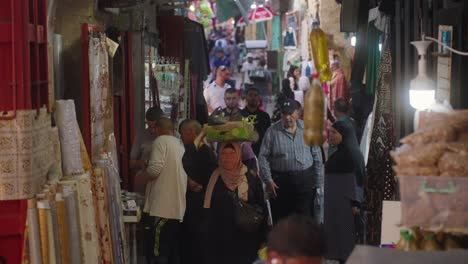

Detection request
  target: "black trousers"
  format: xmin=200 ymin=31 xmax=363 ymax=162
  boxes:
xmin=180 ymin=191 xmax=206 ymax=264
xmin=270 ymin=167 xmax=316 ymax=224
xmin=142 ymin=213 xmax=181 ymax=264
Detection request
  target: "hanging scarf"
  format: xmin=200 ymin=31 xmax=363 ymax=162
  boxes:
xmin=364 ymin=36 xmax=395 ymax=245
xmin=204 ymin=142 xmax=248 ymax=208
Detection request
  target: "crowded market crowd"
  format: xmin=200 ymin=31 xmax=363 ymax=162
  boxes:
xmin=131 ymin=27 xmax=362 ymax=264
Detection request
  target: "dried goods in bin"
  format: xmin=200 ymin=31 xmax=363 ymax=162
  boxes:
xmin=399 ymin=175 xmax=468 ymax=232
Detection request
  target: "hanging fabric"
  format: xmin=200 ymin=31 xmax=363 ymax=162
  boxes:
xmin=366 ymin=23 xmax=382 ymax=96
xmin=0 ymin=108 xmax=54 ymax=200
xmin=88 ymin=33 xmax=112 ymax=162
xmin=364 ymin=33 xmax=396 ymax=245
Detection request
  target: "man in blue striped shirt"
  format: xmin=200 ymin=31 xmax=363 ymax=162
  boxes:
xmin=258 ymin=99 xmax=323 ymax=223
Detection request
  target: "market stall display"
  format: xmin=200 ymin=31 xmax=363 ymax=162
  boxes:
xmin=391 ymin=110 xmax=468 ymax=232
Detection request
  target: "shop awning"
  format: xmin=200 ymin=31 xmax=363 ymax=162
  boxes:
xmin=237 ymin=6 xmax=274 ymax=27
xmin=216 ymin=0 xmax=252 ymax=23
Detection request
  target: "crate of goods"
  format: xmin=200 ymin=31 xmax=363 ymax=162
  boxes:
xmin=206 ymin=120 xmax=255 ymax=142
xmin=391 ymin=110 xmax=468 ymax=231
xmin=399 ymin=175 xmax=468 ymax=231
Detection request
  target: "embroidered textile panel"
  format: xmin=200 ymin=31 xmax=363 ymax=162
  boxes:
xmin=0 ymin=108 xmax=54 ymax=200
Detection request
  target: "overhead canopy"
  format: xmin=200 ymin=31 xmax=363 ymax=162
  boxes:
xmin=237 ymin=6 xmax=274 ymax=27
xmin=216 ymin=0 xmax=252 ymax=23
xmin=244 ymin=40 xmax=268 ymax=49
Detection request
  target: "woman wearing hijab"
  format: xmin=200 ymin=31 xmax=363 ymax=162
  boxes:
xmin=203 ymin=142 xmax=266 ymax=264
xmin=324 ymin=121 xmax=365 ymax=264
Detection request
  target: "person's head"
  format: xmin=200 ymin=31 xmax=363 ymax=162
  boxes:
xmin=333 ymin=98 xmax=349 ymax=118
xmin=179 ymin=119 xmax=202 ymax=145
xmin=287 ymin=65 xmax=300 ymax=80
xmin=267 ymin=215 xmax=325 ymax=264
xmin=219 ymin=142 xmax=242 ymax=171
xmin=330 ymin=120 xmax=354 ymax=146
xmin=246 ymin=88 xmax=260 ymax=108
xmin=145 ymin=107 xmax=164 ymax=133
xmin=224 ymin=88 xmax=240 ymax=110
xmin=216 ymin=65 xmax=230 ymax=82
xmin=331 ymin=60 xmax=340 ymax=71
xmin=259 ymin=59 xmax=267 ymax=67
xmin=151 ymin=117 xmax=174 ymax=137
xmin=247 ymin=53 xmax=254 ymax=63
xmin=281 ymin=99 xmax=301 ymax=129
xmin=217 ymin=49 xmax=225 ymax=58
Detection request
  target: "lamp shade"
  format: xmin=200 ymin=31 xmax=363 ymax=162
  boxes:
xmin=409 ymin=40 xmax=436 ymax=110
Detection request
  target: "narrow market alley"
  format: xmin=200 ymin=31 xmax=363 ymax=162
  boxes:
xmin=1 ymin=0 xmax=468 ymax=264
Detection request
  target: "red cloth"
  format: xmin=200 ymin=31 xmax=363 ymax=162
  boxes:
xmin=329 ymin=68 xmax=349 ymax=111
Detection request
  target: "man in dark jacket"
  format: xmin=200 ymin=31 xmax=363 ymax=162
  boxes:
xmin=179 ymin=119 xmax=217 ymax=264
xmin=241 ymin=87 xmax=271 ymax=156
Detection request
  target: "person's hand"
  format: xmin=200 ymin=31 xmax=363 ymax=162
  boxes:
xmin=188 ymin=178 xmax=203 ymax=193
xmin=266 ymin=180 xmax=279 ymax=198
xmin=194 ymin=125 xmax=208 ymax=149
xmin=139 ymin=160 xmax=147 ymax=170
xmin=352 ymin=206 xmax=360 ymax=216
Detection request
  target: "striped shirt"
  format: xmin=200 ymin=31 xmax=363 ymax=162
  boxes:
xmin=258 ymin=120 xmax=323 ymax=184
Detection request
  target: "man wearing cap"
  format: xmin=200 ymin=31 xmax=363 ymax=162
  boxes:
xmin=258 ymin=99 xmax=323 ymax=223
xmin=241 ymin=53 xmax=256 ymax=90
xmin=204 ymin=66 xmax=232 ymax=114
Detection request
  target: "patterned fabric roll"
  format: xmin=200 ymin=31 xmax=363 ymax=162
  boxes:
xmin=56 ymin=194 xmax=70 ymax=264
xmin=61 ymin=175 xmax=100 ymax=264
xmin=37 ymin=200 xmax=50 ymax=264
xmin=92 ymin=168 xmax=114 ymax=263
xmin=63 ymin=188 xmax=81 ymax=264
xmin=28 ymin=199 xmax=42 ymax=264
xmin=48 ymin=194 xmax=60 ymax=264
xmin=46 ymin=199 xmax=57 ymax=264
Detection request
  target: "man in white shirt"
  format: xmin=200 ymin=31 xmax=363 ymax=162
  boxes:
xmin=129 ymin=107 xmax=163 ymax=194
xmin=241 ymin=53 xmax=256 ymax=90
xmin=143 ymin=117 xmax=187 ymax=264
xmin=204 ymin=65 xmax=232 ymax=114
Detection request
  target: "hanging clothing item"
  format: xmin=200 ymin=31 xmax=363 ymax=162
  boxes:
xmin=283 ymin=30 xmax=297 ymax=49
xmin=366 ymin=23 xmax=382 ymax=96
xmin=300 ymin=18 xmax=311 ymax=61
xmin=305 ymin=64 xmax=312 ymax=77
xmin=282 ymin=50 xmax=300 ymax=78
xmin=364 ymin=36 xmax=395 ymax=245
xmin=339 ymin=0 xmax=361 ymax=32
xmin=330 ymin=68 xmax=350 ymax=110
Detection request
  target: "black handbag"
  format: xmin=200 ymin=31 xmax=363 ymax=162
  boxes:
xmin=230 ymin=192 xmax=265 ymax=233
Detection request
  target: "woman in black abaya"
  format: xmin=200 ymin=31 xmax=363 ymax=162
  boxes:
xmin=324 ymin=121 xmax=365 ymax=263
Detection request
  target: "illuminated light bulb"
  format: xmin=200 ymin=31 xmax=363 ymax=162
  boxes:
xmin=350 ymin=36 xmax=356 ymax=47
xmin=409 ymin=40 xmax=436 ymax=110
xmin=189 ymin=4 xmax=195 ymax=12
xmin=251 ymin=2 xmax=257 ymax=9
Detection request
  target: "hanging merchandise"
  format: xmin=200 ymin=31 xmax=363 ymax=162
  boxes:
xmin=196 ymin=0 xmax=215 ymax=28
xmin=303 ymin=77 xmax=326 ymax=146
xmin=300 ymin=16 xmax=312 ymax=61
xmin=364 ymin=36 xmax=395 ymax=245
xmin=283 ymin=27 xmax=297 ymax=49
xmin=0 ymin=107 xmax=55 ymax=200
xmin=88 ymin=33 xmax=113 ymax=163
xmin=309 ymin=24 xmax=332 ymax=83
xmin=154 ymin=56 xmax=185 ymax=121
